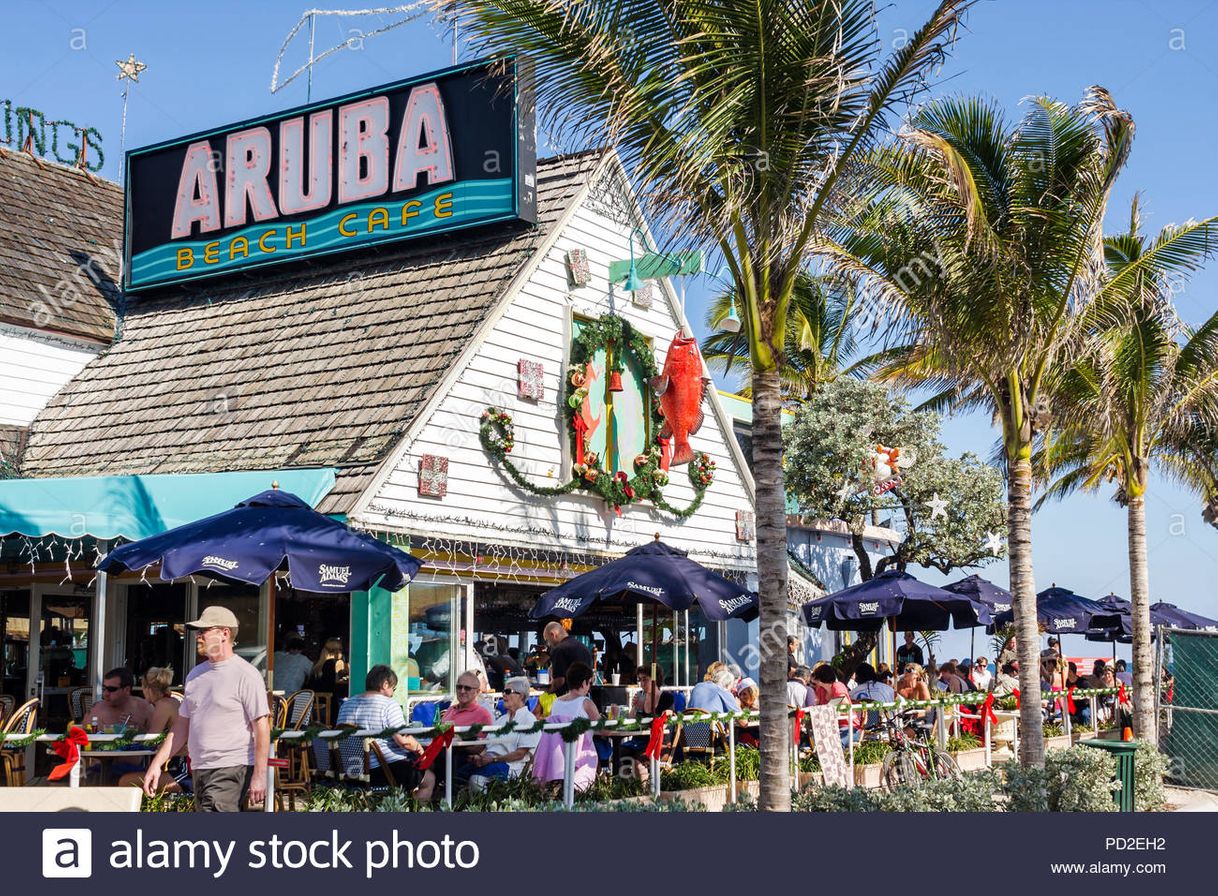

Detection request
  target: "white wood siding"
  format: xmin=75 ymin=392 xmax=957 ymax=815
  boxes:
xmin=0 ymin=324 xmax=101 ymax=426
xmin=356 ymin=174 xmax=756 ymax=571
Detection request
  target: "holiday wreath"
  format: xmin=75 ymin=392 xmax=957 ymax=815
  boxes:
xmin=479 ymin=314 xmax=713 ymax=517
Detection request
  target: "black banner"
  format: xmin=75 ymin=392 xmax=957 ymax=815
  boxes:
xmin=123 ymin=58 xmax=535 ymax=292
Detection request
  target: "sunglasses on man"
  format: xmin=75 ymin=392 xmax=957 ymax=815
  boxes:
xmin=102 ymin=685 xmax=124 ymax=693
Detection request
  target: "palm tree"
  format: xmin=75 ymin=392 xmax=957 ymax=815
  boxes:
xmin=820 ymin=89 xmax=1202 ymax=767
xmin=1038 ymin=197 xmax=1218 ymax=742
xmin=701 ymin=273 xmax=860 ymax=402
xmin=451 ymin=0 xmax=974 ymax=807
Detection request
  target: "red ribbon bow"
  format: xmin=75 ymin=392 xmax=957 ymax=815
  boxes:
xmin=1118 ymin=682 xmax=1129 ymax=705
xmin=1012 ymin=688 xmax=1020 ymax=709
xmin=416 ymin=728 xmax=455 ymax=771
xmin=793 ymin=707 xmax=805 ymax=746
xmin=1065 ymin=686 xmax=1077 ymax=714
xmin=643 ymin=711 xmax=670 ymax=760
xmin=981 ymin=692 xmax=998 ymax=725
xmin=48 ymin=726 xmax=90 ymax=782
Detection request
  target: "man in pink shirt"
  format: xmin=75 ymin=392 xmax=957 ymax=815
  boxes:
xmin=441 ymin=671 xmax=494 ymax=727
xmin=143 ymin=606 xmax=270 ymax=811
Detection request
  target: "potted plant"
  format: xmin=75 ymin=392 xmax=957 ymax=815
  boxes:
xmin=946 ymin=733 xmax=989 ymax=771
xmin=851 ymin=739 xmax=892 ymax=788
xmin=1043 ymin=720 xmax=1073 ymax=751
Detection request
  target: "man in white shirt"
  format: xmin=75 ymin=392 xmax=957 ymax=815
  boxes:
xmin=786 ymin=666 xmax=809 ymax=707
xmin=271 ymin=638 xmax=314 ymax=694
xmin=143 ymin=606 xmax=269 ymax=811
xmin=463 ymin=677 xmax=541 ymax=792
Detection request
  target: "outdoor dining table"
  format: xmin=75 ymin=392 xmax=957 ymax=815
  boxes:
xmin=594 ymin=724 xmax=647 ymax=774
xmin=28 ymin=732 xmax=161 ymax=787
xmin=76 ymin=748 xmax=153 ymax=784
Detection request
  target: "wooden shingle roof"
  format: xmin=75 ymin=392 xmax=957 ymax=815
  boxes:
xmin=0 ymin=149 xmax=121 ymax=343
xmin=20 ymin=150 xmax=606 ymax=512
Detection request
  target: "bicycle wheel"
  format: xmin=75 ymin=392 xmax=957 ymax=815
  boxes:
xmin=930 ymin=750 xmax=962 ymax=781
xmin=881 ymin=751 xmax=919 ymax=789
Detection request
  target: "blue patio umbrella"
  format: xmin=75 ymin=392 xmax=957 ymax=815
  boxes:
xmin=1149 ymin=601 xmax=1218 ymax=631
xmin=944 ymin=574 xmax=1013 ymax=660
xmin=529 ymin=538 xmax=758 ymax=622
xmin=98 ymin=488 xmax=422 ymax=593
xmin=990 ymin=585 xmax=1104 ymax=636
xmin=944 ymin=575 xmax=1012 ymax=615
xmin=801 ymin=569 xmax=992 ymax=633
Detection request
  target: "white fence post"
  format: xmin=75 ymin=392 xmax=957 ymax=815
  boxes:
xmin=264 ymin=739 xmax=277 ymax=813
xmin=728 ymin=716 xmax=737 ymax=804
xmin=444 ymin=741 xmax=454 ymax=809
xmin=563 ymin=739 xmax=575 ymax=810
xmin=846 ymin=710 xmax=855 ymax=790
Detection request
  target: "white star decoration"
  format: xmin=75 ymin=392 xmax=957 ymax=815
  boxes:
xmin=835 ymin=480 xmax=855 ymax=504
xmin=984 ymin=531 xmax=1005 ymax=556
xmin=925 ymin=492 xmax=949 ymax=521
xmin=115 ymin=53 xmax=147 ymax=83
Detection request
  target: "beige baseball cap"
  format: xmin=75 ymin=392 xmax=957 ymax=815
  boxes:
xmin=186 ymin=606 xmax=240 ymax=632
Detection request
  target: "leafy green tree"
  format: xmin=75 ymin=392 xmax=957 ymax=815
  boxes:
xmin=701 ymin=273 xmax=859 ymax=402
xmin=1039 ymin=197 xmax=1218 ymax=742
xmin=820 ymin=89 xmax=1216 ymax=766
xmin=454 ymin=0 xmax=973 ymax=808
xmin=786 ymin=377 xmax=1005 ymax=670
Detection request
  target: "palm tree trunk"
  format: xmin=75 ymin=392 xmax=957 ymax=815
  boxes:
xmin=1127 ymin=493 xmax=1156 ymax=743
xmin=1008 ymin=455 xmax=1045 ymax=767
xmin=752 ymin=367 xmax=791 ymax=811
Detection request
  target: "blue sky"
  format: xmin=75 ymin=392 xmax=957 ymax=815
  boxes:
xmin=4 ymin=1 xmax=1218 ymax=659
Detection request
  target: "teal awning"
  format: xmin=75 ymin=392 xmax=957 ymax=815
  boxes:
xmin=0 ymin=468 xmax=337 ymax=540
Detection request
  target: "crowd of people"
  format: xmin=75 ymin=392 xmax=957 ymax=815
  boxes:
xmin=64 ymin=612 xmax=1142 ymax=811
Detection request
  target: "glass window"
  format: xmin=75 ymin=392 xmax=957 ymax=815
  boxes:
xmin=407 ymin=582 xmax=459 ymax=694
xmin=122 ymin=583 xmax=188 ymax=684
xmin=193 ymin=582 xmax=264 ymax=673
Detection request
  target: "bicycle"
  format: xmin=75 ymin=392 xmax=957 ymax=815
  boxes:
xmin=875 ymin=708 xmax=961 ymax=789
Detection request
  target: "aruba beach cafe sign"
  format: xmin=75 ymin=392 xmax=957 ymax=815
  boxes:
xmin=123 ymin=58 xmax=536 ymax=291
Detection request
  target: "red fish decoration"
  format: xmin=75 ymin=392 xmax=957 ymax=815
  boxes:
xmin=651 ymin=333 xmax=709 ymax=467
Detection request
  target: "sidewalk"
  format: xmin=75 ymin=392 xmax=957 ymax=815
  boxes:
xmin=1164 ymin=786 xmax=1218 ymax=811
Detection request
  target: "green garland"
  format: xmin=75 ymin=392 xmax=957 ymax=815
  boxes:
xmin=2 ymin=728 xmax=46 ymax=749
xmin=479 ymin=313 xmax=713 ymax=518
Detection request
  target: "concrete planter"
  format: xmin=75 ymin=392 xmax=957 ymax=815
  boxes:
xmin=854 ymin=763 xmax=884 ymax=789
xmin=991 ymin=711 xmax=1019 ymax=750
xmin=1045 ymin=734 xmax=1073 ymax=752
xmin=797 ymin=771 xmax=823 ymax=790
xmin=951 ymin=747 xmax=990 ymax=772
xmin=659 ymin=780 xmax=759 ymax=811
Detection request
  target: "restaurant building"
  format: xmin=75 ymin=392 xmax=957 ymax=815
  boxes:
xmin=0 ymin=145 xmax=122 ymax=713
xmin=0 ymin=61 xmax=823 ymax=721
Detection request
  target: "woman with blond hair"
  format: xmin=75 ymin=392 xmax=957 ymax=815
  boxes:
xmin=896 ymin=663 xmax=931 ymax=701
xmin=309 ymin=637 xmax=350 ymax=723
xmin=119 ymin=667 xmax=188 ymax=792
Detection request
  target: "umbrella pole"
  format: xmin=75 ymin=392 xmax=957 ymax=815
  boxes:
xmin=650 ymin=603 xmax=658 ymax=679
xmin=266 ymin=576 xmax=277 ymax=690
xmin=970 ymin=629 xmax=975 ymax=664
xmin=636 ymin=603 xmax=644 ymax=669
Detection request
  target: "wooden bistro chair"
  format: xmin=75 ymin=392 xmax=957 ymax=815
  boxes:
xmin=274 ymin=733 xmax=314 ymax=812
xmin=67 ymin=686 xmax=94 ymax=724
xmin=0 ymin=695 xmax=14 ymax=729
xmin=282 ymin=690 xmax=316 ymax=782
xmin=268 ymin=692 xmax=289 ymax=730
xmin=286 ymin=690 xmax=315 ymax=729
xmin=1 ymin=698 xmax=41 ymax=786
xmin=677 ymin=708 xmax=725 ymax=769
